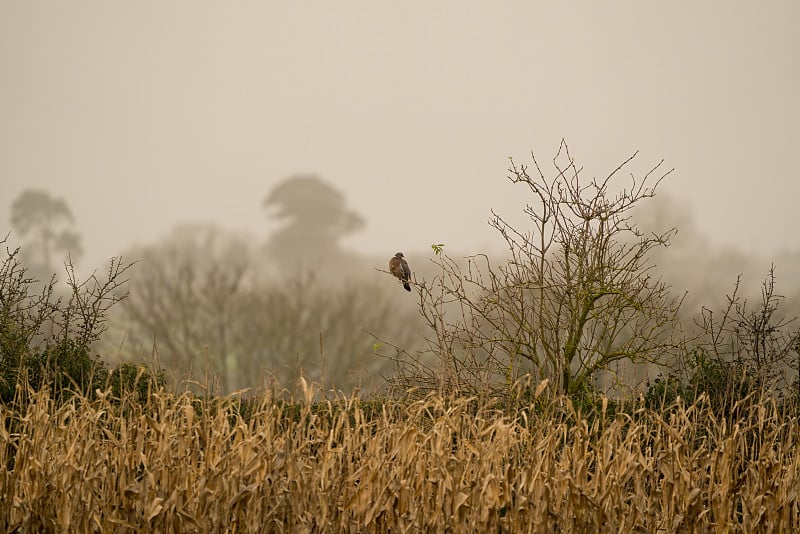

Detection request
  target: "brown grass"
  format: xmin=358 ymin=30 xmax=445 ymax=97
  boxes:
xmin=1 ymin=383 xmax=799 ymax=532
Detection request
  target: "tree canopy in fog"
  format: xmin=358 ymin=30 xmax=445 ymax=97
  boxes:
xmin=263 ymin=175 xmax=365 ymax=272
xmin=9 ymin=189 xmax=82 ymax=277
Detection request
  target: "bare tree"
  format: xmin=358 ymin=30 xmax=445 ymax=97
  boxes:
xmin=114 ymin=225 xmax=253 ymax=393
xmin=394 ymin=141 xmax=682 ymax=398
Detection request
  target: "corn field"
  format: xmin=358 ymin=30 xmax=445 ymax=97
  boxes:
xmin=1 ymin=383 xmax=798 ymax=533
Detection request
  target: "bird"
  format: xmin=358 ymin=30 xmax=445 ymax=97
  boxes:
xmin=389 ymin=252 xmax=412 ymax=291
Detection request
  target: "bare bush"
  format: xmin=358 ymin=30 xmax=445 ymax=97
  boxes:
xmin=0 ymin=236 xmax=133 ymax=403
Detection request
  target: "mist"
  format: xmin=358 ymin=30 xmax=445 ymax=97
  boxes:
xmin=2 ymin=3 xmax=799 ymax=392
xmin=2 ymin=2 xmax=798 ymax=268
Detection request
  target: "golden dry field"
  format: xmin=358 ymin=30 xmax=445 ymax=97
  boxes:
xmin=1 ymin=384 xmax=799 ymax=533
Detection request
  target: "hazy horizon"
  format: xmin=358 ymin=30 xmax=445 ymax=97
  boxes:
xmin=2 ymin=2 xmax=798 ymax=272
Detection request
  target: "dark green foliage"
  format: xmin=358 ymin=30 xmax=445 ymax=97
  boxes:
xmin=687 ymin=348 xmax=753 ymax=408
xmin=645 ymin=347 xmax=789 ymax=418
xmin=644 ymin=373 xmax=686 ymax=410
xmin=22 ymin=339 xmax=108 ymax=404
xmin=108 ymin=362 xmax=166 ymax=404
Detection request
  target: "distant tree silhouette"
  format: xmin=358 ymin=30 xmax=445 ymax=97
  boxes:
xmin=263 ymin=175 xmax=364 ymax=272
xmin=9 ymin=189 xmax=82 ymax=276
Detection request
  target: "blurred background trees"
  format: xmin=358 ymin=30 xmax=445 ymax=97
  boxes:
xmin=104 ymin=177 xmax=422 ymax=394
xmin=263 ymin=174 xmax=365 ymax=274
xmin=9 ymin=189 xmax=82 ymax=279
xmin=112 ymin=225 xmax=254 ymax=393
xmin=5 ymin=161 xmax=799 ymax=407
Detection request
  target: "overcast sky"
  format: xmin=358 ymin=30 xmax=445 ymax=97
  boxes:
xmin=1 ymin=2 xmax=798 ymax=271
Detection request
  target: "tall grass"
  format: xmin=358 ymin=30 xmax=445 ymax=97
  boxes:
xmin=1 ymin=383 xmax=798 ymax=532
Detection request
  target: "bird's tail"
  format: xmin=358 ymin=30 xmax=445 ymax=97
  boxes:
xmin=403 ymin=282 xmax=411 ymax=292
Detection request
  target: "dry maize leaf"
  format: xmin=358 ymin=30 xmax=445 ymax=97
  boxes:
xmin=147 ymin=497 xmax=165 ymax=522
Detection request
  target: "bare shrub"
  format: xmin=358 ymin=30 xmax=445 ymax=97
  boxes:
xmin=0 ymin=235 xmax=134 ymax=404
xmin=690 ymin=265 xmax=800 ymax=411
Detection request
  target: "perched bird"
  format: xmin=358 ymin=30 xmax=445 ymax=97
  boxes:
xmin=389 ymin=252 xmax=412 ymax=292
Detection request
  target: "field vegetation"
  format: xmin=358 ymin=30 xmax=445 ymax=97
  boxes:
xmin=1 ymin=382 xmax=799 ymax=531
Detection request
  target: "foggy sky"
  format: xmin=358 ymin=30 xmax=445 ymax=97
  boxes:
xmin=2 ymin=2 xmax=798 ymax=271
